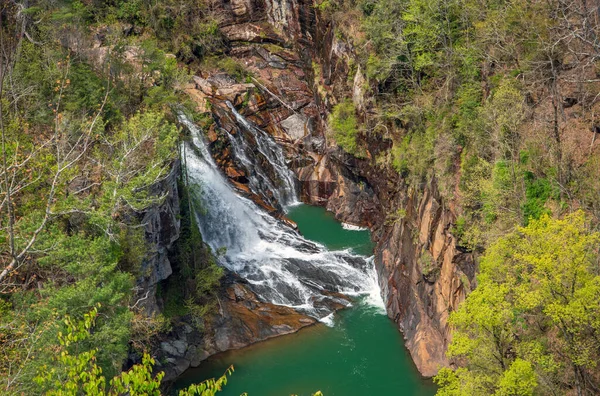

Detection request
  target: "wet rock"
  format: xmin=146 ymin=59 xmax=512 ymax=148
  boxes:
xmin=225 ymin=165 xmax=245 ymax=179
xmin=213 ymin=282 xmax=318 ymax=346
xmin=157 ymin=279 xmax=317 ymax=384
xmin=175 ymin=0 xmax=467 ymax=380
xmin=174 ymin=359 xmax=191 ymax=376
xmin=326 ymin=168 xmax=380 ymax=228
xmin=187 ymin=346 xmax=209 ymax=368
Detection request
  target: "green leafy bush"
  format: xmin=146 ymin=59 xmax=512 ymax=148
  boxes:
xmin=522 ymin=172 xmax=552 ymax=225
xmin=436 ymin=212 xmax=600 ymax=395
xmin=329 ymin=99 xmax=360 ymax=154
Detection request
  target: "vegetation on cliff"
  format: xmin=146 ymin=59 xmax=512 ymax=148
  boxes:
xmin=435 ymin=212 xmax=600 ymax=395
xmin=328 ymin=0 xmax=600 ymax=244
xmin=33 ymin=306 xmax=237 ymax=395
xmin=0 ymin=1 xmax=223 ymax=393
xmin=3 ymin=0 xmax=600 ymax=393
xmin=329 ymin=99 xmax=360 ymax=156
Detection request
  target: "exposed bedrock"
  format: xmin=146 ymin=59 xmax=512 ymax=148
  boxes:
xmin=156 ymin=277 xmax=316 ymax=383
xmin=177 ymin=0 xmax=478 ymax=377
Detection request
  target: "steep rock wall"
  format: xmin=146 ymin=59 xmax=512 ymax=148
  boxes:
xmin=156 ymin=278 xmax=316 ymax=382
xmin=135 ymin=160 xmax=181 ymax=315
xmin=375 ymin=185 xmax=475 ymax=376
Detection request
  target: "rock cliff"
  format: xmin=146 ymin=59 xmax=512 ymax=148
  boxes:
xmin=56 ymin=0 xmax=476 ymax=381
xmin=135 ymin=160 xmax=181 ymax=315
xmin=156 ymin=277 xmax=316 ymax=382
xmin=375 ymin=185 xmax=475 ymax=376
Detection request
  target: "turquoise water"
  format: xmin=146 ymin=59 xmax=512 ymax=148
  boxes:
xmin=286 ymin=204 xmax=375 ymax=256
xmin=174 ymin=204 xmax=436 ymax=396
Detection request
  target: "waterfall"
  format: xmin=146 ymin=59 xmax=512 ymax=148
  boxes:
xmin=224 ymin=101 xmax=298 ymax=208
xmin=222 ymin=128 xmax=283 ymax=208
xmin=178 ymin=113 xmax=382 ymax=319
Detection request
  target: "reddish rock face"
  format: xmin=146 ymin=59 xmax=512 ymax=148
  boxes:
xmin=210 ymin=282 xmax=317 ymax=353
xmin=186 ymin=4 xmax=381 ymax=223
xmin=157 ymin=280 xmax=317 ymax=382
xmin=62 ymin=0 xmax=476 ymax=380
xmin=374 ymin=185 xmax=475 ymax=376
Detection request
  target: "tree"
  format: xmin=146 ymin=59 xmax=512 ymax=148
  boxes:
xmin=0 ymin=4 xmax=180 ymax=390
xmin=33 ymin=307 xmax=325 ymax=396
xmin=435 ymin=211 xmax=600 ymax=395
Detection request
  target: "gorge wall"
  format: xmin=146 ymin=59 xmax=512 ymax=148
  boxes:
xmin=374 ymin=185 xmax=475 ymax=376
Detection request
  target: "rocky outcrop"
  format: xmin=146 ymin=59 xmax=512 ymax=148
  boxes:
xmin=375 ymin=185 xmax=475 ymax=376
xmin=178 ymin=0 xmax=474 ymax=379
xmin=135 ymin=160 xmax=181 ymax=314
xmin=183 ymin=19 xmax=381 ymax=224
xmin=156 ymin=279 xmax=316 ymax=382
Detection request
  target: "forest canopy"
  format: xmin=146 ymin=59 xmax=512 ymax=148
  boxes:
xmin=435 ymin=212 xmax=600 ymax=395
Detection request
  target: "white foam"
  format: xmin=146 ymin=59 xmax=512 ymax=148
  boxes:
xmin=342 ymin=223 xmax=368 ymax=231
xmin=319 ymin=313 xmax=336 ymax=327
xmin=362 ymin=257 xmax=387 ymax=314
xmin=225 ymin=101 xmax=298 ymax=206
xmin=179 ymin=112 xmax=386 ymax=319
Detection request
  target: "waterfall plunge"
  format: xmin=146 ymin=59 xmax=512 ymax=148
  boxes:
xmin=178 ymin=113 xmax=384 ymax=319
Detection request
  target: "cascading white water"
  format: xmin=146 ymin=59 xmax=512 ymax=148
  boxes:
xmin=222 ymin=128 xmax=283 ymax=207
xmin=178 ymin=113 xmax=383 ymax=319
xmin=224 ymin=101 xmax=298 ymax=207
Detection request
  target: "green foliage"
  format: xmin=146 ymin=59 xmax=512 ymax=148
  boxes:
xmin=2 ymin=232 xmax=136 ymax=386
xmin=329 ymin=99 xmax=360 ymax=155
xmin=98 ymin=110 xmax=179 ymax=215
xmin=496 ymin=359 xmax=537 ymax=396
xmin=435 ymin=212 xmax=600 ymax=395
xmin=350 ymin=0 xmax=584 ymax=262
xmin=365 ymin=54 xmax=393 ymax=83
xmin=0 ymin=8 xmax=182 ymax=390
xmin=521 ymin=173 xmax=552 ymax=225
xmin=401 ymin=0 xmax=462 ymax=74
xmin=200 ymin=56 xmax=250 ymax=82
xmin=178 ymin=365 xmax=236 ymax=396
xmin=33 ymin=308 xmax=237 ymax=396
xmin=392 ymin=126 xmax=435 ymax=186
xmin=419 ymin=250 xmax=438 ymax=279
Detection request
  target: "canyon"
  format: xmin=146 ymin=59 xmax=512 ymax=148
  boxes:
xmin=130 ymin=0 xmax=475 ymax=381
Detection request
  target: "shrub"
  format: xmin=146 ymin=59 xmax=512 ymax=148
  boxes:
xmin=330 ymin=99 xmax=360 ymax=154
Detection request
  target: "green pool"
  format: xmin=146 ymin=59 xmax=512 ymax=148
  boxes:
xmin=173 ymin=204 xmax=437 ymax=396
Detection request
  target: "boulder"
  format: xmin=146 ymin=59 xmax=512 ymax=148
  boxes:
xmin=280 ymin=113 xmax=309 ymax=140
